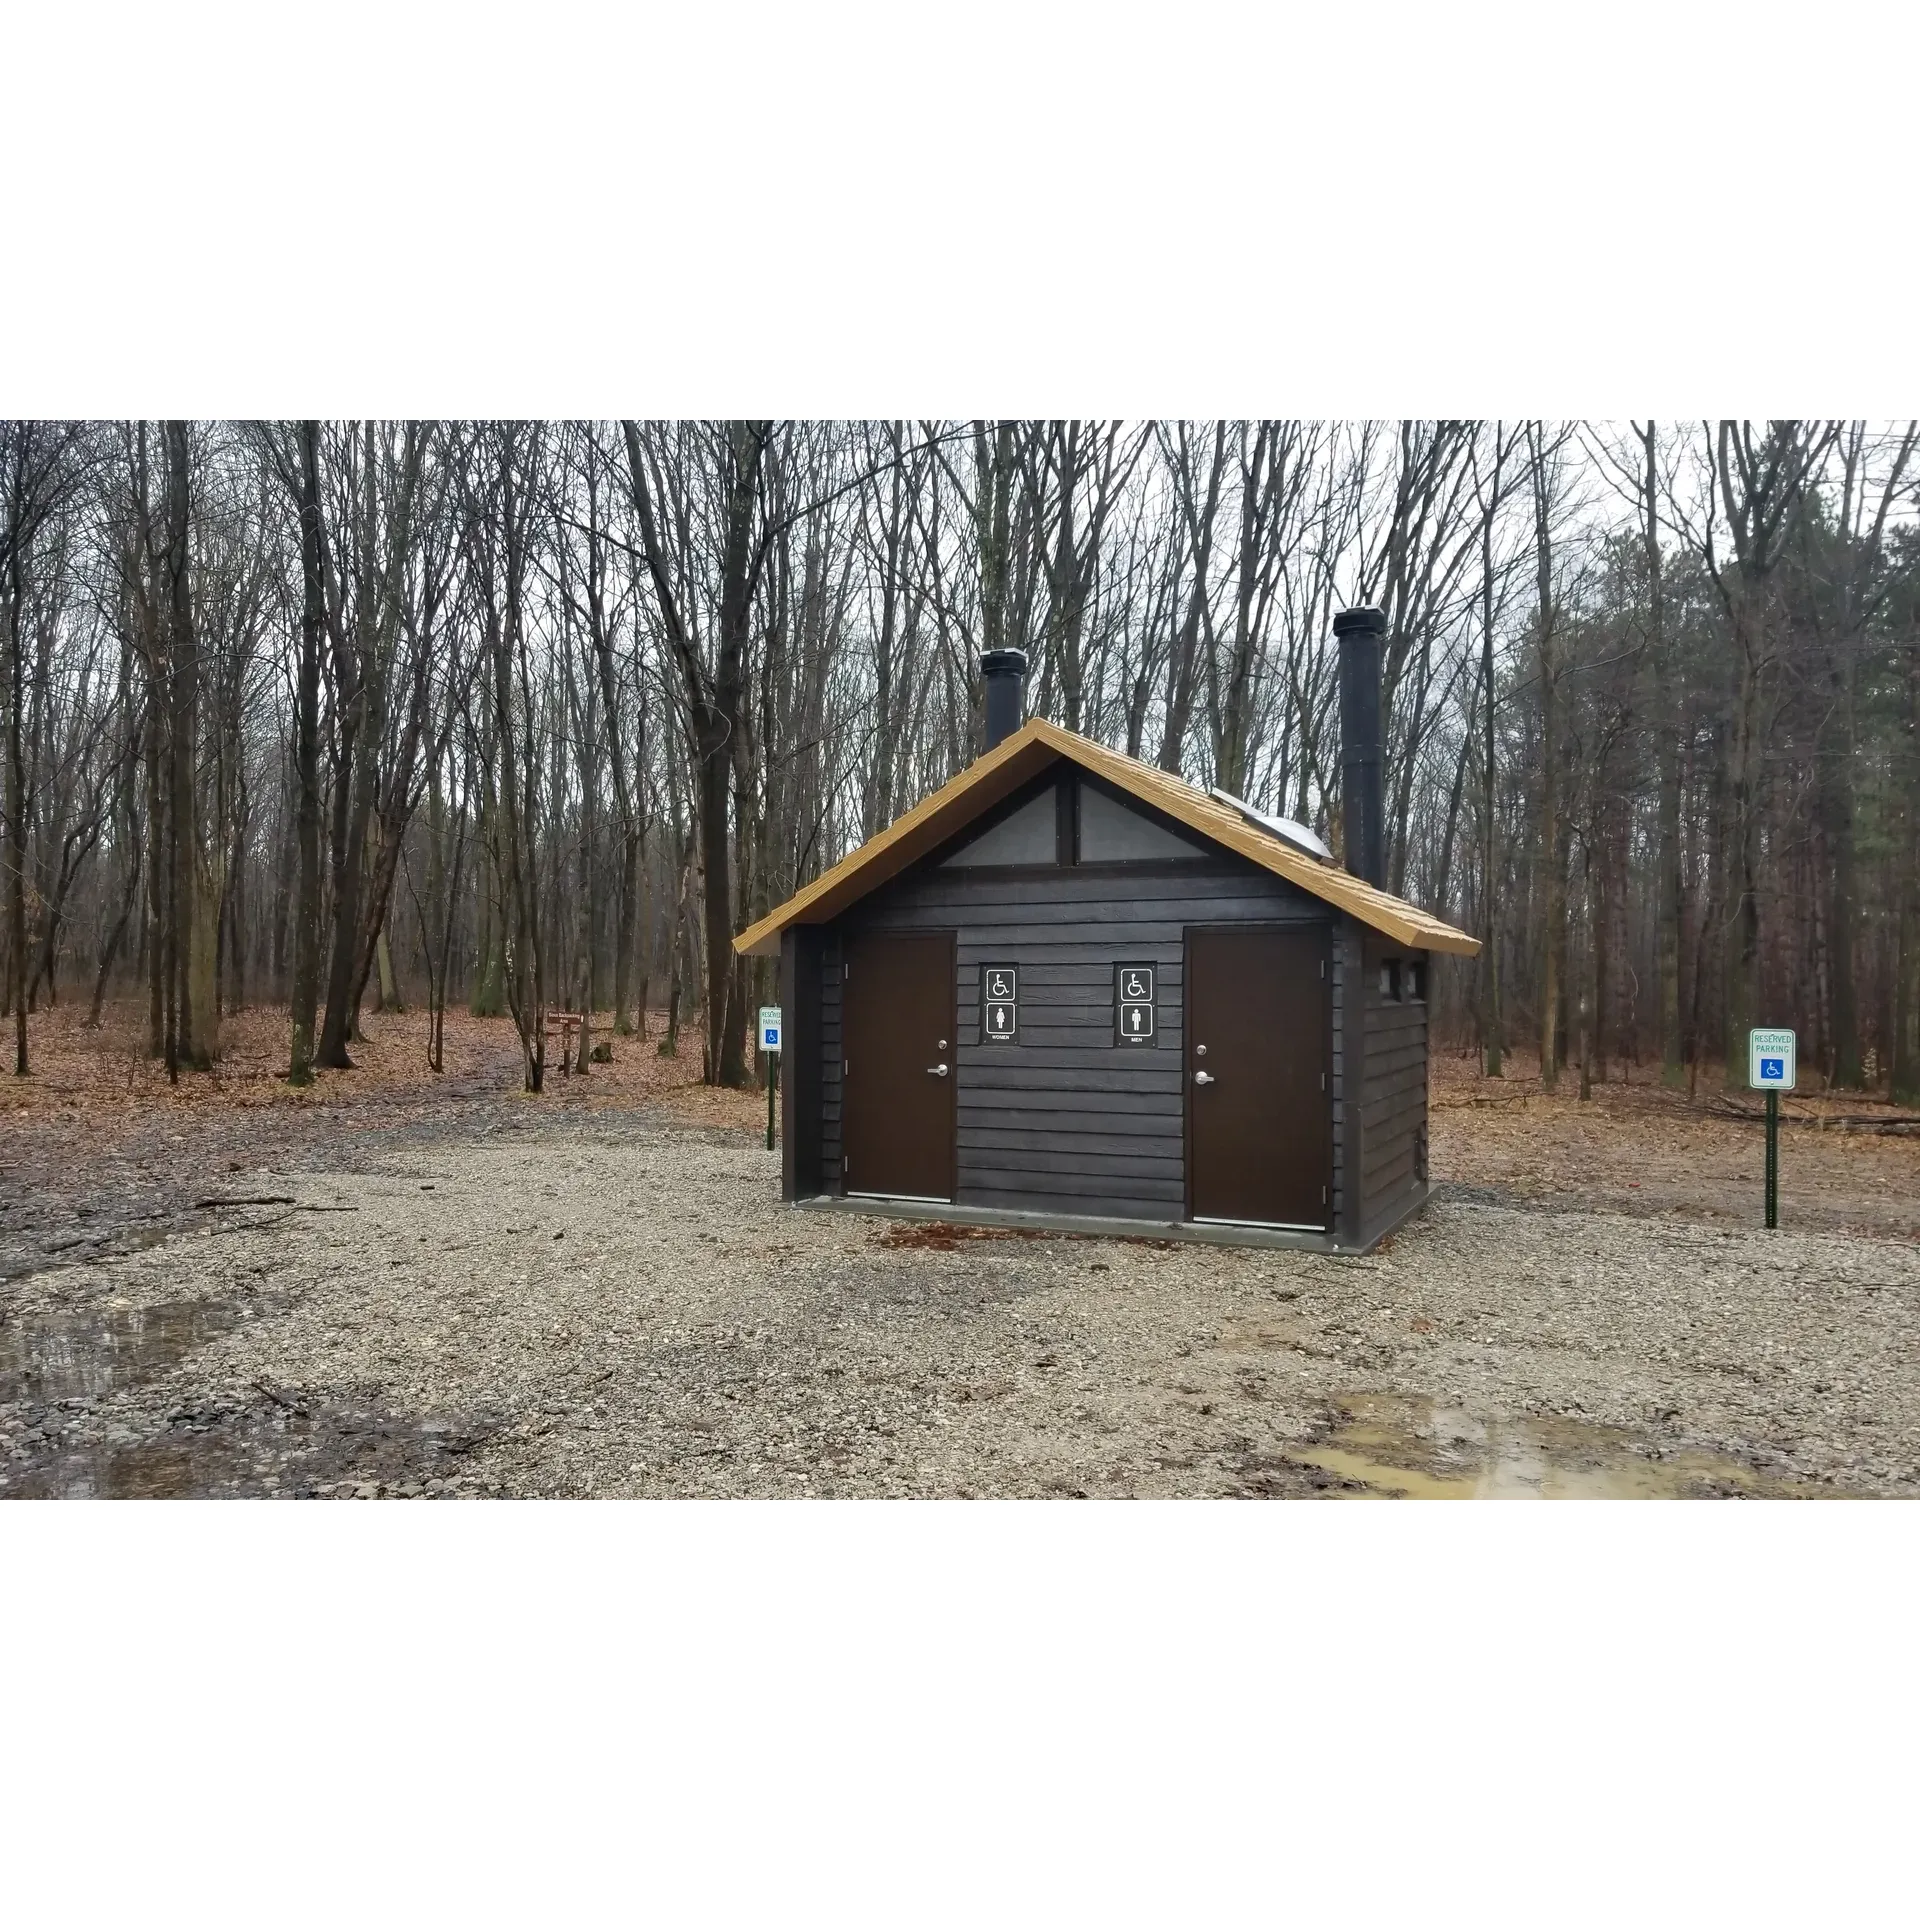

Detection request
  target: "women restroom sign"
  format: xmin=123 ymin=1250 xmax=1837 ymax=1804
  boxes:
xmin=1748 ymin=1028 xmax=1795 ymax=1089
xmin=982 ymin=964 xmax=1019 ymax=1042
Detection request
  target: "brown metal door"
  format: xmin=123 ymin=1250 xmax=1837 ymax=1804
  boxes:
xmin=841 ymin=932 xmax=956 ymax=1200
xmin=1186 ymin=927 xmax=1331 ymax=1228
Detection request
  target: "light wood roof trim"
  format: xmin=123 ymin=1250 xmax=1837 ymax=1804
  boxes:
xmin=730 ymin=728 xmax=1058 ymax=955
xmin=734 ymin=716 xmax=1481 ymax=957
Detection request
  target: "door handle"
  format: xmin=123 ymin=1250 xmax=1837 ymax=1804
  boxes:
xmin=1194 ymin=1070 xmax=1215 ymax=1086
xmin=928 ymin=1064 xmax=949 ymax=1077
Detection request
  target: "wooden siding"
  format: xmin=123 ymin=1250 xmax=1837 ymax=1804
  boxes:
xmin=1357 ymin=935 xmax=1430 ymax=1234
xmin=816 ymin=854 xmax=1334 ymax=1223
xmin=781 ymin=926 xmax=823 ymax=1202
xmin=1330 ymin=921 xmax=1350 ymax=1235
xmin=819 ymin=925 xmax=844 ymax=1194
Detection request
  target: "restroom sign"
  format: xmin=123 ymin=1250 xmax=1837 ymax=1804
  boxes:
xmin=981 ymin=963 xmax=1019 ymax=1043
xmin=1748 ymin=1027 xmax=1795 ymax=1090
xmin=1115 ymin=963 xmax=1157 ymax=1046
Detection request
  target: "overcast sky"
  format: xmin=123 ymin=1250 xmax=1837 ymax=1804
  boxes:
xmin=7 ymin=6 xmax=1916 ymax=419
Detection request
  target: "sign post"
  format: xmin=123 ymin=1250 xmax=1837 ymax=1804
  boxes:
xmin=759 ymin=1006 xmax=782 ymax=1151
xmin=1747 ymin=1028 xmax=1796 ymax=1230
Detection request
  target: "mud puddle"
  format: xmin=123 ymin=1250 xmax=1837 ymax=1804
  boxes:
xmin=4 ymin=1391 xmax=509 ymax=1500
xmin=6 ymin=1401 xmax=506 ymax=1499
xmin=0 ymin=1298 xmax=245 ymax=1401
xmin=1289 ymin=1394 xmax=1819 ymax=1499
xmin=2 ymin=1295 xmax=507 ymax=1499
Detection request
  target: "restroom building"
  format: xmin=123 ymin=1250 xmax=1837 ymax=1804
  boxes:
xmin=734 ymin=608 xmax=1479 ymax=1252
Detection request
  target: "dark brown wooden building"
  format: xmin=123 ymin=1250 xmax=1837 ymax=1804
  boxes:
xmin=736 ymin=618 xmax=1478 ymax=1252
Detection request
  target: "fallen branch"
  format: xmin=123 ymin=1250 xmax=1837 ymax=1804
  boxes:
xmin=1709 ymin=1103 xmax=1920 ymax=1135
xmin=196 ymin=1195 xmax=295 ymax=1209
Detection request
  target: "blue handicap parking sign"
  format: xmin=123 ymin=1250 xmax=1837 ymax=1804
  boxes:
xmin=1760 ymin=1057 xmax=1783 ymax=1080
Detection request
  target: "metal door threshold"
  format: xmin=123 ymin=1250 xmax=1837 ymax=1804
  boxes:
xmin=1192 ymin=1215 xmax=1328 ymax=1234
xmin=799 ymin=1194 xmax=1396 ymax=1254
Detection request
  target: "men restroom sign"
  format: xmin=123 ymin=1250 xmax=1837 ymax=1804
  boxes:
xmin=1115 ymin=963 xmax=1156 ymax=1045
xmin=981 ymin=963 xmax=1019 ymax=1042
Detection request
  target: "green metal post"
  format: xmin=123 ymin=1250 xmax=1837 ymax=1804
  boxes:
xmin=1764 ymin=1087 xmax=1778 ymax=1229
xmin=767 ymin=1053 xmax=777 ymax=1152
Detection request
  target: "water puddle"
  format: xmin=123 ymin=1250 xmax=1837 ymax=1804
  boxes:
xmin=1291 ymin=1394 xmax=1816 ymax=1499
xmin=0 ymin=1300 xmax=243 ymax=1403
xmin=36 ymin=1442 xmax=216 ymax=1499
xmin=2 ymin=1293 xmax=506 ymax=1499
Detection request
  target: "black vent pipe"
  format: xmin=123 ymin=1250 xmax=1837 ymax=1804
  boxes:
xmin=1334 ymin=605 xmax=1386 ymax=891
xmin=981 ymin=648 xmax=1027 ymax=752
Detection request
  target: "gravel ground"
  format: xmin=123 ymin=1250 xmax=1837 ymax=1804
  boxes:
xmin=3 ymin=1102 xmax=1916 ymax=1498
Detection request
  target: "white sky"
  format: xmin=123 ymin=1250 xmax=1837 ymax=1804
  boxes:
xmin=7 ymin=5 xmax=1918 ymax=418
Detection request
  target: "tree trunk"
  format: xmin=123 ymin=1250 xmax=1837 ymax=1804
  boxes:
xmin=1158 ymin=422 xmax=1224 ymax=776
xmin=470 ymin=766 xmax=506 ymax=1016
xmin=228 ymin=764 xmax=249 ymax=1015
xmin=4 ymin=478 xmax=27 ymax=1075
xmin=589 ymin=473 xmax=641 ymax=1037
xmin=1819 ymin=631 xmax=1862 ymax=1088
xmin=1722 ymin=632 xmax=1762 ymax=1088
xmin=164 ymin=419 xmax=206 ymax=1075
xmin=623 ymin=419 xmax=764 ymax=1090
xmin=425 ymin=750 xmax=448 ymax=1070
xmin=1531 ymin=427 xmax=1562 ymax=1086
xmin=189 ymin=845 xmax=220 ymax=1063
xmin=1638 ymin=424 xmax=1685 ymax=1087
xmin=89 ymin=814 xmax=142 ymax=1028
xmin=145 ymin=660 xmax=165 ymax=1058
xmin=1480 ymin=483 xmax=1502 ymax=1078
xmin=1892 ymin=608 xmax=1920 ymax=1105
xmin=288 ymin=421 xmax=325 ymax=1085
xmin=317 ymin=678 xmax=373 ymax=1066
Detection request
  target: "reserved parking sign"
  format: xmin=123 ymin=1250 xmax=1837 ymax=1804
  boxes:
xmin=1748 ymin=1028 xmax=1795 ymax=1091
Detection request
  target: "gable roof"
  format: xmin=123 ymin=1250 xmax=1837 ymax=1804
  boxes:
xmin=733 ymin=716 xmax=1481 ymax=958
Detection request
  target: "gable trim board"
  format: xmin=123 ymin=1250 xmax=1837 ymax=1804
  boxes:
xmin=735 ymin=717 xmax=1479 ymax=959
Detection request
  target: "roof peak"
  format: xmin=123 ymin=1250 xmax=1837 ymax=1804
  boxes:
xmin=734 ymin=714 xmax=1479 ymax=959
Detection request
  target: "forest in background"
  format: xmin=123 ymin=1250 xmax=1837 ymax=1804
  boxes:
xmin=1 ymin=418 xmax=1915 ymax=1103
